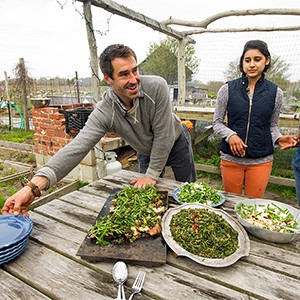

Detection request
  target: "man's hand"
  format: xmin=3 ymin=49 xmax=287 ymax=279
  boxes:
xmin=228 ymin=134 xmax=247 ymax=157
xmin=130 ymin=176 xmax=157 ymax=188
xmin=1 ymin=186 xmax=35 ymax=217
xmin=1 ymin=175 xmax=48 ymax=216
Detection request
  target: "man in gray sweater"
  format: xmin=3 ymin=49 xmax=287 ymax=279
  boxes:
xmin=2 ymin=44 xmax=196 ymax=216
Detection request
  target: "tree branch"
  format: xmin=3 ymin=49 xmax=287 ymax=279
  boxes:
xmin=182 ymin=25 xmax=300 ymax=35
xmin=160 ymin=9 xmax=300 ymax=29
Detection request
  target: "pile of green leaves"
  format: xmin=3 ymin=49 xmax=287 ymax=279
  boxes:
xmin=178 ymin=182 xmax=222 ymax=205
xmin=88 ymin=185 xmax=166 ymax=245
xmin=170 ymin=208 xmax=239 ymax=259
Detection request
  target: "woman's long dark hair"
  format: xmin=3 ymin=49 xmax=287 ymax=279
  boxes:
xmin=239 ymin=40 xmax=271 ymax=74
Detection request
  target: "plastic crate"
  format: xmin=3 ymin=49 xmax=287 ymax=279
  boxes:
xmin=64 ymin=108 xmax=93 ymax=137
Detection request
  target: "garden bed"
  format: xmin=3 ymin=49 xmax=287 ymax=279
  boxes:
xmin=0 ymin=159 xmax=78 ymax=211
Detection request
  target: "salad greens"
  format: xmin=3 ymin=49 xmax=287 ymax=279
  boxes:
xmin=170 ymin=208 xmax=239 ymax=259
xmin=237 ymin=202 xmax=300 ymax=233
xmin=178 ymin=182 xmax=222 ymax=205
xmin=88 ymin=185 xmax=167 ymax=245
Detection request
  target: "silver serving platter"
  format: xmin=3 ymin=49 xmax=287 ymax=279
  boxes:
xmin=161 ymin=203 xmax=250 ymax=267
xmin=235 ymin=199 xmax=300 ymax=244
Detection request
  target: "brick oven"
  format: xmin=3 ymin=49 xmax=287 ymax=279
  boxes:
xmin=31 ymin=103 xmax=128 ymax=183
xmin=31 ymin=103 xmax=100 ymax=183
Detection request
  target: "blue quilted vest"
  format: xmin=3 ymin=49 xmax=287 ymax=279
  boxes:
xmin=220 ymin=75 xmax=277 ymax=158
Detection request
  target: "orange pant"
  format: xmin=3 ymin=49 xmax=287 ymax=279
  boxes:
xmin=220 ymin=160 xmax=273 ymax=198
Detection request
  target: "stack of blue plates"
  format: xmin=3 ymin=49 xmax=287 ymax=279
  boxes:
xmin=0 ymin=215 xmax=33 ymax=265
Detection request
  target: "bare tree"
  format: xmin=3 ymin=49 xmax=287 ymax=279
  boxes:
xmin=12 ymin=58 xmax=33 ymax=131
xmin=224 ymin=55 xmax=291 ymax=90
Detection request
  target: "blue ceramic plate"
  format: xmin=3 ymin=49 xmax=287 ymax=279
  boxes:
xmin=172 ymin=187 xmax=225 ymax=207
xmin=0 ymin=240 xmax=29 ymax=265
xmin=0 ymin=215 xmax=33 ymax=250
xmin=0 ymin=237 xmax=29 ymax=256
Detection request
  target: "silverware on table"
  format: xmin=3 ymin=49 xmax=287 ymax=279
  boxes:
xmin=112 ymin=261 xmax=128 ymax=300
xmin=128 ymin=270 xmax=146 ymax=300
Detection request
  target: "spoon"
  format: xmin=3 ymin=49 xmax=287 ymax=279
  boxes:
xmin=112 ymin=261 xmax=128 ymax=300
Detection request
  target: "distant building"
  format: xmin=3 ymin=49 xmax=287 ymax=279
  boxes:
xmin=170 ymin=84 xmax=208 ymax=104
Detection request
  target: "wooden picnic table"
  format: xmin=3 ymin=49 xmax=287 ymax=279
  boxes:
xmin=1 ymin=169 xmax=299 ymax=299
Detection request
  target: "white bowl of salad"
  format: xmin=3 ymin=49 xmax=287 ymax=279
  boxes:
xmin=235 ymin=199 xmax=300 ymax=243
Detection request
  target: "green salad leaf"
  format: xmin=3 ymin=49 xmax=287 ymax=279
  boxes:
xmin=170 ymin=208 xmax=239 ymax=258
xmin=237 ymin=202 xmax=300 ymax=233
xmin=88 ymin=185 xmax=167 ymax=245
xmin=178 ymin=182 xmax=222 ymax=205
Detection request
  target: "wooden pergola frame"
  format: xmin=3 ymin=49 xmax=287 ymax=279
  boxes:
xmin=77 ymin=0 xmax=300 ymax=104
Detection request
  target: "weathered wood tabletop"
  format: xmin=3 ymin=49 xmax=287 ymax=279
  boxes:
xmin=1 ymin=169 xmax=299 ymax=299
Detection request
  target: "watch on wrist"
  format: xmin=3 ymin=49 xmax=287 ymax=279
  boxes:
xmin=26 ymin=181 xmax=41 ymax=197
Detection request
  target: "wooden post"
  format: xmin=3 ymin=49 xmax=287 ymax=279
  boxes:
xmin=177 ymin=38 xmax=189 ymax=105
xmin=19 ymin=58 xmax=30 ymax=131
xmin=4 ymin=71 xmax=13 ymax=131
xmin=75 ymin=71 xmax=80 ymax=103
xmin=83 ymin=1 xmax=101 ymax=102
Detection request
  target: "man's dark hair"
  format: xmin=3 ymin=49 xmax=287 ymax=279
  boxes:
xmin=99 ymin=44 xmax=137 ymax=79
xmin=239 ymin=40 xmax=271 ymax=74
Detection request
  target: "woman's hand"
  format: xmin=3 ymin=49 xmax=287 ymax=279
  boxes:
xmin=228 ymin=134 xmax=247 ymax=157
xmin=278 ymin=135 xmax=298 ymax=150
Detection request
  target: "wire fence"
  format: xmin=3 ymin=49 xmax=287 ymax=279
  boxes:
xmin=1 ymin=30 xmax=299 ymax=182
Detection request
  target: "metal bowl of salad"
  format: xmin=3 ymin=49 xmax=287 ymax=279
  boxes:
xmin=172 ymin=182 xmax=225 ymax=207
xmin=235 ymin=199 xmax=300 ymax=243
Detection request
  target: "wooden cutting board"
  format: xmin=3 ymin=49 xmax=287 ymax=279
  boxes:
xmin=76 ymin=189 xmax=168 ymax=266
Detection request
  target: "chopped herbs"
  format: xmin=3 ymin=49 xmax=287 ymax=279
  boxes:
xmin=237 ymin=202 xmax=300 ymax=233
xmin=88 ymin=185 xmax=167 ymax=245
xmin=178 ymin=182 xmax=222 ymax=205
xmin=169 ymin=208 xmax=239 ymax=259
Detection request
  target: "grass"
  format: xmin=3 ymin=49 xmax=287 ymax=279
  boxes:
xmin=77 ymin=180 xmax=89 ymax=189
xmin=266 ymin=183 xmax=296 ymax=199
xmin=0 ymin=163 xmax=17 ymax=176
xmin=0 ymin=179 xmax=20 ymax=212
xmin=0 ymin=195 xmax=5 ymax=212
xmin=0 ymin=179 xmax=89 ymax=212
xmin=0 ymin=126 xmax=90 ymax=212
xmin=0 ymin=126 xmax=35 ymax=143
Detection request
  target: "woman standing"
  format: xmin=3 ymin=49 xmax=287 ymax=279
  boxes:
xmin=213 ymin=40 xmax=296 ymax=198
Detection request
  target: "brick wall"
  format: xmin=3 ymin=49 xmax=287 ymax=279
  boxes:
xmin=31 ymin=102 xmax=124 ymax=182
xmin=32 ymin=103 xmax=94 ymax=156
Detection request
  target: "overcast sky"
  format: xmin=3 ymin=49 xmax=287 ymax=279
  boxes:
xmin=0 ymin=0 xmax=299 ymax=83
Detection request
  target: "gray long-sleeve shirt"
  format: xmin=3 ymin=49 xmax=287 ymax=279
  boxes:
xmin=213 ymin=83 xmax=283 ymax=165
xmin=36 ymin=75 xmax=182 ymax=187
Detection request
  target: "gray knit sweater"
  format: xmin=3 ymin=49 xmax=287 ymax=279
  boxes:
xmin=36 ymin=75 xmax=182 ymax=187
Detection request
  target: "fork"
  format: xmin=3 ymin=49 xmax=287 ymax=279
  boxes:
xmin=128 ymin=270 xmax=146 ymax=300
